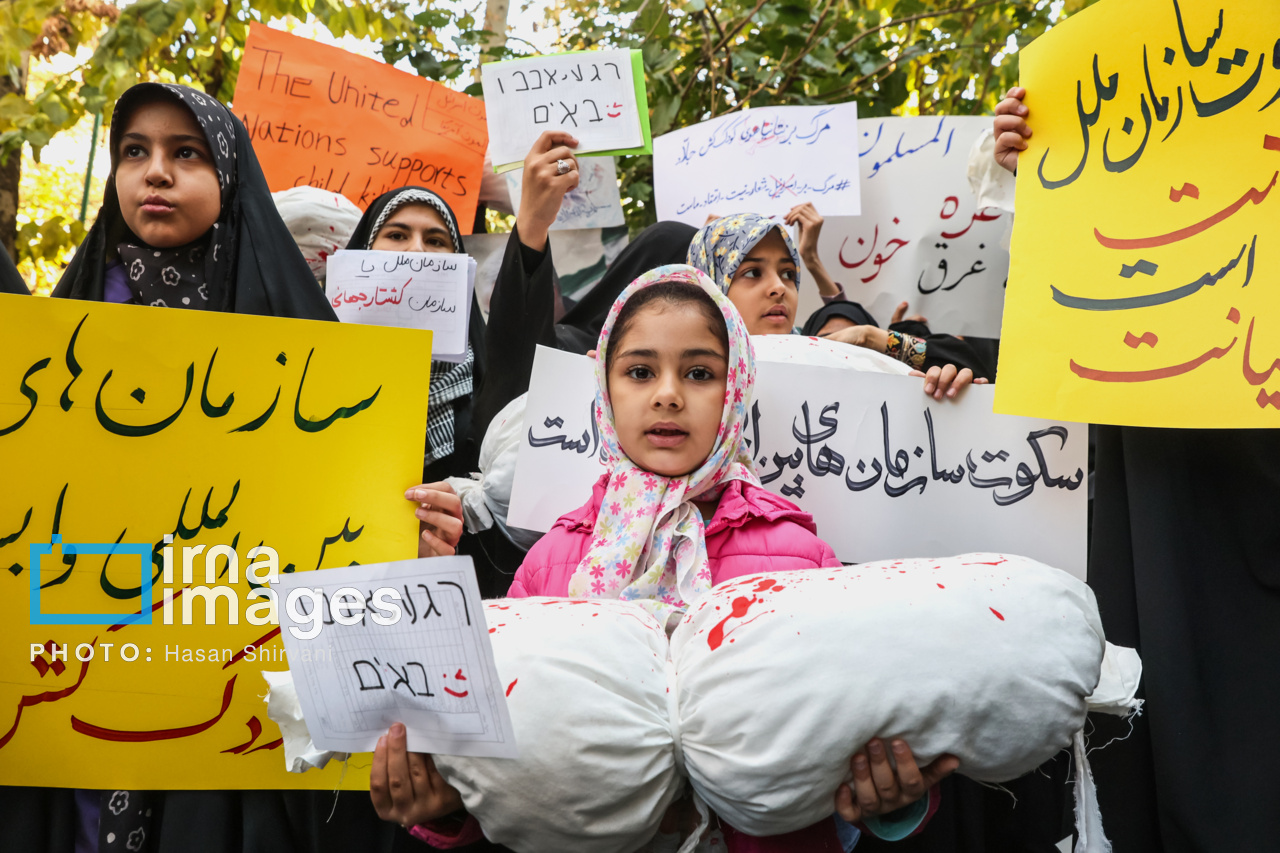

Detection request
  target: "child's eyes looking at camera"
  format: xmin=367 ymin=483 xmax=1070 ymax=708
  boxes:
xmin=686 ymin=366 xmax=716 ymax=381
xmin=625 ymin=365 xmax=654 ymax=381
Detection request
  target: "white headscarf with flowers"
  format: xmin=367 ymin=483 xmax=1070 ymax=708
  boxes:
xmin=567 ymin=264 xmax=761 ymax=629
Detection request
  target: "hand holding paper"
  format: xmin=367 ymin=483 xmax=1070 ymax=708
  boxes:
xmin=370 ymin=723 xmax=465 ymax=827
xmin=514 ymin=131 xmax=581 ymax=252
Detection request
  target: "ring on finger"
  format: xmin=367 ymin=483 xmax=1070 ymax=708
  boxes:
xmin=556 ymin=158 xmax=572 ymax=175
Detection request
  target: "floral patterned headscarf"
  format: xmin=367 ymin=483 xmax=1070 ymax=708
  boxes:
xmin=567 ymin=264 xmax=761 ymax=629
xmin=686 ymin=213 xmax=801 ymax=294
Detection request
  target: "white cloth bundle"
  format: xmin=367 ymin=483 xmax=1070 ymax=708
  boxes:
xmin=432 ymin=554 xmax=1136 ymax=852
xmin=434 ymin=598 xmax=686 ymax=853
xmin=271 ymin=186 xmax=362 ymax=284
xmin=752 ymin=333 xmax=913 ymax=375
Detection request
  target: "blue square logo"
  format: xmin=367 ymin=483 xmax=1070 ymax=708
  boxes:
xmin=30 ymin=535 xmax=153 ymax=626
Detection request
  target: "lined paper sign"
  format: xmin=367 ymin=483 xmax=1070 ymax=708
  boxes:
xmin=481 ymin=49 xmax=651 ymax=169
xmin=506 ymin=156 xmax=625 ymax=230
xmin=232 ymin=24 xmax=488 ymax=231
xmin=653 ymin=102 xmax=861 ymax=225
xmin=508 ymin=346 xmax=1088 ymax=578
xmin=326 ymin=250 xmax=475 ymax=362
xmin=274 ymin=557 xmax=517 ymax=758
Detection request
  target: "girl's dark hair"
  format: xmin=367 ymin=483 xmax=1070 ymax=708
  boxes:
xmin=606 ymin=280 xmax=729 ymax=369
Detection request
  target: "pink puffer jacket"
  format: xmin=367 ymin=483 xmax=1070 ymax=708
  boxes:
xmin=509 ymin=475 xmax=842 ymax=598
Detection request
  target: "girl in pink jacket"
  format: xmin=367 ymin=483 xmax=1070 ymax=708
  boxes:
xmin=371 ymin=265 xmax=953 ymax=851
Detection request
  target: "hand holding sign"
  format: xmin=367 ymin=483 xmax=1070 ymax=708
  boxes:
xmin=515 ymin=131 xmax=581 ymax=252
xmin=370 ymin=723 xmax=465 ymax=827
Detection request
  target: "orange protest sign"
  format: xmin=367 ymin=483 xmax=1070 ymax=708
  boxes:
xmin=232 ymin=24 xmax=488 ymax=232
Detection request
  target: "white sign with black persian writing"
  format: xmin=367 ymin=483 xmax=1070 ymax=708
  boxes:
xmin=507 ymin=346 xmax=1087 ymax=578
xmin=653 ymin=102 xmax=861 ymax=225
xmin=326 ymin=250 xmax=475 ymax=361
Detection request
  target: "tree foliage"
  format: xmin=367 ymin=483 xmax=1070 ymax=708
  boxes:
xmin=5 ymin=0 xmax=1100 ymax=287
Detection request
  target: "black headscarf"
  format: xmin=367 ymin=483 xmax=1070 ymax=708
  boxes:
xmin=800 ymin=300 xmax=879 ymax=336
xmin=343 ymin=186 xmax=486 ymax=480
xmin=344 ymin=186 xmax=465 ymax=256
xmin=0 ymin=243 xmax=29 ymax=295
xmin=51 ymin=82 xmax=335 ymax=321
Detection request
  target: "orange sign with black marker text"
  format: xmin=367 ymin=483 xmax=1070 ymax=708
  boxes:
xmin=232 ymin=24 xmax=487 ymax=232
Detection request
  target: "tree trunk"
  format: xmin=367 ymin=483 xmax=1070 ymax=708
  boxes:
xmin=482 ymin=0 xmax=510 ymax=56
xmin=0 ymin=53 xmax=28 ymax=259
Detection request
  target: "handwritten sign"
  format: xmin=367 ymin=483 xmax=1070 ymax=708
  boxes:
xmin=506 ymin=156 xmax=625 ymax=230
xmin=274 ymin=556 xmax=517 ymax=758
xmin=0 ymin=293 xmax=429 ymax=789
xmin=232 ymin=24 xmax=488 ymax=232
xmin=481 ymin=49 xmax=651 ymax=170
xmin=508 ymin=346 xmax=1087 ymax=578
xmin=809 ymin=117 xmax=1011 ymax=338
xmin=326 ymin=250 xmax=475 ymax=362
xmin=653 ymin=103 xmax=861 ymax=225
xmin=995 ymin=0 xmax=1280 ymax=427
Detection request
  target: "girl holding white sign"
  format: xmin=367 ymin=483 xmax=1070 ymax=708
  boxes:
xmin=372 ymin=265 xmax=956 ymax=851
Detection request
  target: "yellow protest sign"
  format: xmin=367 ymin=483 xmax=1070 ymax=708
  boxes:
xmin=0 ymin=294 xmax=430 ymax=789
xmin=994 ymin=0 xmax=1280 ymax=427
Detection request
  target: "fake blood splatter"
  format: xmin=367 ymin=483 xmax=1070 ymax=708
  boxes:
xmin=989 ymin=607 xmax=1005 ymax=621
xmin=708 ymin=595 xmax=759 ymax=651
xmin=505 ymin=679 xmax=518 ymax=697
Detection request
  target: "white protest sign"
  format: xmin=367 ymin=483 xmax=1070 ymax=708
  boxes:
xmin=326 ymin=250 xmax=475 ymax=362
xmin=481 ymin=49 xmax=650 ymax=169
xmin=808 ymin=116 xmax=1011 ymax=338
xmin=507 ymin=346 xmax=1087 ymax=578
xmin=653 ymin=103 xmax=861 ymax=226
xmin=506 ymin=156 xmax=625 ymax=230
xmin=273 ymin=556 xmax=518 ymax=758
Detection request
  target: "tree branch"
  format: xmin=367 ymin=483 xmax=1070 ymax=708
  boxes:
xmin=774 ymin=0 xmax=838 ymax=98
xmin=836 ymin=0 xmax=1006 ymax=59
xmin=711 ymin=0 xmax=769 ymax=54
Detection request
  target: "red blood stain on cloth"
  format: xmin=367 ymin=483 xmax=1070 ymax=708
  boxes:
xmin=990 ymin=607 xmax=1005 ymax=621
xmin=708 ymin=596 xmax=760 ymax=650
xmin=505 ymin=679 xmax=518 ymax=697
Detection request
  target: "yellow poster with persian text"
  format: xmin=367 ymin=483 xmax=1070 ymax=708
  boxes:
xmin=994 ymin=0 xmax=1280 ymax=427
xmin=0 ymin=293 xmax=430 ymax=788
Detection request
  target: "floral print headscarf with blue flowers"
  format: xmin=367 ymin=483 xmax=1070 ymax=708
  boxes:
xmin=567 ymin=264 xmax=761 ymax=630
xmin=686 ymin=213 xmax=801 ymax=295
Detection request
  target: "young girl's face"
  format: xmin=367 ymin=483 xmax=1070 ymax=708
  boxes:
xmin=115 ymin=99 xmax=221 ymax=249
xmin=371 ymin=203 xmax=455 ymax=253
xmin=725 ymin=229 xmax=798 ymax=336
xmin=607 ymin=301 xmax=729 ymax=477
